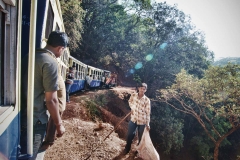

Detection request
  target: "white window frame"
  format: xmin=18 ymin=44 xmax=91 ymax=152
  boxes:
xmin=0 ymin=0 xmax=20 ymax=136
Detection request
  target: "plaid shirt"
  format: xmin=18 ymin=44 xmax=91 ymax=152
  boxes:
xmin=129 ymin=93 xmax=151 ymax=125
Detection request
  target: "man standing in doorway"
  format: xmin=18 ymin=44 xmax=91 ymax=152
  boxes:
xmin=41 ymin=51 xmax=67 ymax=148
xmin=20 ymin=31 xmax=68 ymax=159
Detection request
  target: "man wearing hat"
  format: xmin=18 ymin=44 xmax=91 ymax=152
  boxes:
xmin=20 ymin=31 xmax=68 ymax=159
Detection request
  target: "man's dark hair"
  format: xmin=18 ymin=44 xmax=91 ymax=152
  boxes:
xmin=140 ymin=83 xmax=147 ymax=89
xmin=47 ymin=31 xmax=69 ymax=48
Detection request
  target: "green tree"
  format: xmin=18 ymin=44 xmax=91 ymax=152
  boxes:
xmin=60 ymin=0 xmax=85 ymax=52
xmin=131 ymin=2 xmax=213 ymax=96
xmin=150 ymin=101 xmax=184 ymax=154
xmin=213 ymin=57 xmax=240 ymax=66
xmin=158 ymin=64 xmax=240 ymax=160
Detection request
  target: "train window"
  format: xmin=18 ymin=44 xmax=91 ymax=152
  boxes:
xmin=0 ymin=8 xmax=16 ymax=106
xmin=83 ymin=66 xmax=85 ymax=79
xmin=76 ymin=64 xmax=78 ymax=70
xmin=81 ymin=66 xmax=84 ymax=79
xmin=55 ymin=23 xmax=60 ymax=31
xmin=80 ymin=67 xmax=82 ymax=79
xmin=63 ymin=50 xmax=68 ymax=62
xmin=45 ymin=1 xmax=54 ymax=38
xmin=0 ymin=11 xmax=3 ymax=104
xmin=0 ymin=4 xmax=17 ymax=108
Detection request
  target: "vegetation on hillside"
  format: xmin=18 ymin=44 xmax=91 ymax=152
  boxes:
xmin=159 ymin=64 xmax=240 ymax=160
xmin=78 ymin=1 xmax=213 ymax=95
xmin=213 ymin=57 xmax=240 ymax=66
xmin=59 ymin=0 xmax=240 ymax=159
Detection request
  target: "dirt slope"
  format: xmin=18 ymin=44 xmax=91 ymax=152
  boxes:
xmin=44 ymin=86 xmax=142 ymax=160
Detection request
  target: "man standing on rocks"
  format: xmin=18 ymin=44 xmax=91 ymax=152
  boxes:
xmin=123 ymin=83 xmax=151 ymax=154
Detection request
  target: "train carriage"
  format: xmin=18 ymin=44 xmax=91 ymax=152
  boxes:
xmin=86 ymin=65 xmax=103 ymax=88
xmin=68 ymin=56 xmax=112 ymax=93
xmin=68 ymin=55 xmax=88 ymax=93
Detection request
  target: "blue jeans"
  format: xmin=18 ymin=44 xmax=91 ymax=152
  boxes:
xmin=125 ymin=120 xmax=145 ymax=152
xmin=65 ymin=83 xmax=72 ymax=102
xmin=19 ymin=120 xmax=47 ymax=160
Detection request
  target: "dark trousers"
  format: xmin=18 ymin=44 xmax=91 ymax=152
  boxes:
xmin=44 ymin=112 xmax=63 ymax=143
xmin=125 ymin=120 xmax=145 ymax=152
xmin=65 ymin=83 xmax=72 ymax=102
xmin=19 ymin=120 xmax=47 ymax=160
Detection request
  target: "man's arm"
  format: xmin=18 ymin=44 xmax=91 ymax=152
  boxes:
xmin=45 ymin=91 xmax=65 ymax=136
xmin=145 ymin=99 xmax=151 ymax=131
xmin=128 ymin=93 xmax=135 ymax=110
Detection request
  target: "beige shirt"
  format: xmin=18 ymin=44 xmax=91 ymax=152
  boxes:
xmin=57 ymin=58 xmax=66 ymax=112
xmin=128 ymin=93 xmax=151 ymax=125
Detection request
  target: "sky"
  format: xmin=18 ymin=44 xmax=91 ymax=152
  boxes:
xmin=155 ymin=0 xmax=240 ymax=60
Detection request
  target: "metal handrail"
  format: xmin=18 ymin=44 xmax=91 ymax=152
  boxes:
xmin=27 ymin=0 xmax=38 ymax=156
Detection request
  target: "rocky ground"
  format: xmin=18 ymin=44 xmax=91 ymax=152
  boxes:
xmin=43 ymin=86 xmax=143 ymax=160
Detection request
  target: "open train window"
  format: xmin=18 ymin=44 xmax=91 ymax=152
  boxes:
xmin=45 ymin=1 xmax=54 ymax=38
xmin=0 ymin=2 xmax=18 ymax=127
xmin=0 ymin=7 xmax=16 ymax=106
xmin=55 ymin=23 xmax=60 ymax=31
xmin=0 ymin=11 xmax=3 ymax=105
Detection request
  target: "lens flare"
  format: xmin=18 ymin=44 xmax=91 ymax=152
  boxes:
xmin=160 ymin=43 xmax=167 ymax=49
xmin=145 ymin=54 xmax=153 ymax=61
xmin=130 ymin=69 xmax=135 ymax=74
xmin=135 ymin=62 xmax=143 ymax=69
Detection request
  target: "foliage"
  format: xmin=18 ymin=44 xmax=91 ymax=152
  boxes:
xmin=84 ymin=90 xmax=118 ymax=121
xmin=125 ymin=0 xmax=152 ymax=9
xmin=190 ymin=136 xmax=213 ymax=159
xmin=150 ymin=102 xmax=184 ymax=154
xmin=60 ymin=0 xmax=85 ymax=52
xmin=84 ymin=99 xmax=101 ymax=121
xmin=213 ymin=57 xmax=240 ymax=66
xmin=80 ymin=0 xmax=145 ymax=68
xmin=79 ymin=1 xmax=213 ymax=98
xmin=94 ymin=93 xmax=109 ymax=107
xmin=158 ymin=64 xmax=240 ymax=160
xmin=132 ymin=2 xmax=214 ymax=95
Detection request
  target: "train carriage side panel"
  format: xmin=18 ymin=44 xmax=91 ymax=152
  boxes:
xmin=0 ymin=114 xmax=20 ymax=160
xmin=68 ymin=56 xmax=87 ymax=93
xmin=0 ymin=0 xmax=22 ymax=159
xmin=87 ymin=65 xmax=102 ymax=88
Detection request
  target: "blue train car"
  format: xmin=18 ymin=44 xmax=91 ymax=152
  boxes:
xmin=68 ymin=56 xmax=110 ymax=93
xmin=68 ymin=56 xmax=87 ymax=93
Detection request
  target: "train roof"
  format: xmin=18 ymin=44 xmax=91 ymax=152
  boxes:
xmin=69 ymin=55 xmax=111 ymax=73
xmin=69 ymin=55 xmax=87 ymax=67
